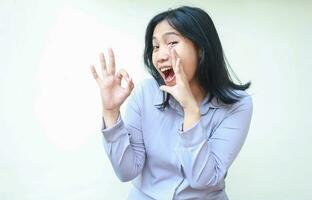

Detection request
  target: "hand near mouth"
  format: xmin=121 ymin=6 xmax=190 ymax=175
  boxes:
xmin=159 ymin=49 xmax=199 ymax=113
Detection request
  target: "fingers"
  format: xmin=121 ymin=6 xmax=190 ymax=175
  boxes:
xmin=159 ymin=85 xmax=173 ymax=94
xmin=108 ymin=48 xmax=116 ymax=75
xmin=99 ymin=52 xmax=108 ymax=77
xmin=116 ymin=68 xmax=134 ymax=94
xmin=171 ymin=49 xmax=186 ymax=81
xmin=125 ymin=77 xmax=134 ymax=95
xmin=120 ymin=76 xmax=134 ymax=98
xmin=171 ymin=49 xmax=181 ymax=74
xmin=96 ymin=48 xmax=116 ymax=77
xmin=175 ymin=58 xmax=181 ymax=74
xmin=171 ymin=48 xmax=176 ymax=71
xmin=90 ymin=65 xmax=101 ymax=85
xmin=116 ymin=68 xmax=130 ymax=81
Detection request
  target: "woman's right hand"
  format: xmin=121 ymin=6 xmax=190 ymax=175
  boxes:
xmin=90 ymin=48 xmax=134 ymax=114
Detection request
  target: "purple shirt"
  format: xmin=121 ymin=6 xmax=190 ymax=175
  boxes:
xmin=101 ymin=78 xmax=253 ymax=199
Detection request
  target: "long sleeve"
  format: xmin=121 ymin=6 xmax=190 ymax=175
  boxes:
xmin=175 ymin=95 xmax=253 ymax=189
xmin=101 ymin=86 xmax=146 ymax=182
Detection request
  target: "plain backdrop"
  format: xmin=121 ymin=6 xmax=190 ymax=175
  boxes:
xmin=1 ymin=0 xmax=311 ymax=199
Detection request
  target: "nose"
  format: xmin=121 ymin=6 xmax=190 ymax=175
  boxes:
xmin=156 ymin=46 xmax=170 ymax=64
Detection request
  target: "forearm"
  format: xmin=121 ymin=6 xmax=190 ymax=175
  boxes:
xmin=183 ymin=104 xmax=200 ymax=131
xmin=177 ymin=95 xmax=253 ymax=189
xmin=176 ymin=118 xmax=225 ymax=189
xmin=101 ymin=118 xmax=145 ymax=182
xmin=102 ymin=108 xmax=120 ymax=128
xmin=176 ymin=140 xmax=220 ymax=189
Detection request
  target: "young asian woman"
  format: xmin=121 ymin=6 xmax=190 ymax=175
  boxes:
xmin=90 ymin=6 xmax=253 ymax=200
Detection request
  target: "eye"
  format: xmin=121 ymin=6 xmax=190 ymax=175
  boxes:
xmin=152 ymin=45 xmax=159 ymax=51
xmin=168 ymin=41 xmax=178 ymax=46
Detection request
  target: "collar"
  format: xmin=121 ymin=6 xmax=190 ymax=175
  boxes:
xmin=153 ymin=90 xmax=226 ymax=116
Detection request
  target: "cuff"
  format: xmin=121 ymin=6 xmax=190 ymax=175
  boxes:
xmin=101 ymin=115 xmax=127 ymax=142
xmin=178 ymin=119 xmax=207 ymax=147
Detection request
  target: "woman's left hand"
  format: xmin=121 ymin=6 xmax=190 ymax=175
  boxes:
xmin=159 ymin=49 xmax=198 ymax=111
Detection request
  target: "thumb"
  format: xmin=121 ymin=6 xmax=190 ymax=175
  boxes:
xmin=159 ymin=85 xmax=172 ymax=94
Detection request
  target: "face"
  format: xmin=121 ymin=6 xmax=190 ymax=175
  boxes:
xmin=152 ymin=20 xmax=199 ymax=86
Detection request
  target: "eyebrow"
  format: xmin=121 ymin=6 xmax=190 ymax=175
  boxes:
xmin=152 ymin=31 xmax=180 ymax=40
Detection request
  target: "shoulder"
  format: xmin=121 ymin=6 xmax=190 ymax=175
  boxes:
xmin=225 ymin=90 xmax=253 ymax=116
xmin=208 ymin=90 xmax=252 ymax=124
xmin=207 ymin=90 xmax=253 ymax=132
xmin=211 ymin=90 xmax=252 ymax=109
xmin=234 ymin=90 xmax=252 ymax=107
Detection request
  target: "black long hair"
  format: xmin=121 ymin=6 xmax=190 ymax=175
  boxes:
xmin=144 ymin=6 xmax=251 ymax=109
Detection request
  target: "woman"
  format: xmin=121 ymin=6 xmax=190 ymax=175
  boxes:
xmin=90 ymin=6 xmax=253 ymax=200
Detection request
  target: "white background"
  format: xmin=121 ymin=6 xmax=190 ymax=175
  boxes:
xmin=1 ymin=0 xmax=311 ymax=199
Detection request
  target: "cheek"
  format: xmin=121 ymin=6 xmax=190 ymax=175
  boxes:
xmin=181 ymin=55 xmax=198 ymax=80
xmin=183 ymin=67 xmax=194 ymax=81
xmin=152 ymin=54 xmax=157 ymax=67
xmin=151 ymin=55 xmax=161 ymax=74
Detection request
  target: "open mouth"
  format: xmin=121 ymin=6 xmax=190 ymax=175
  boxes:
xmin=160 ymin=66 xmax=175 ymax=84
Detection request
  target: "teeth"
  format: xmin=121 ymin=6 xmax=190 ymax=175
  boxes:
xmin=160 ymin=67 xmax=172 ymax=72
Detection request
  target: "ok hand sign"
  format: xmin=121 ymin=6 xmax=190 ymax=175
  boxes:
xmin=90 ymin=48 xmax=134 ymax=113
